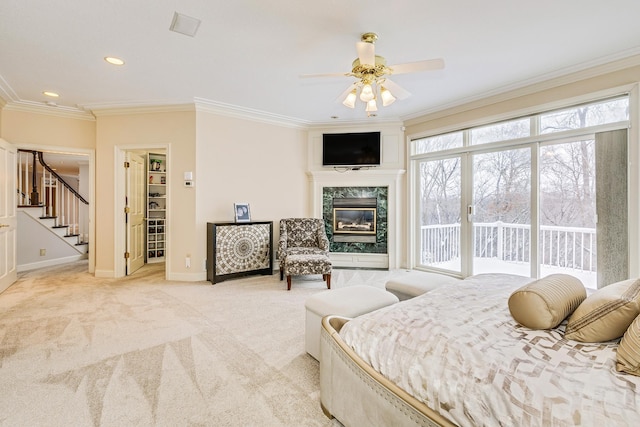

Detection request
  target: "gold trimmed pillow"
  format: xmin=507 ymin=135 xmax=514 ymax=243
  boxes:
xmin=617 ymin=314 xmax=640 ymax=376
xmin=508 ymin=274 xmax=586 ymax=330
xmin=565 ymin=278 xmax=640 ymax=342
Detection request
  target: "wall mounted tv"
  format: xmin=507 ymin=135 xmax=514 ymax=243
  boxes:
xmin=322 ymin=132 xmax=381 ymax=167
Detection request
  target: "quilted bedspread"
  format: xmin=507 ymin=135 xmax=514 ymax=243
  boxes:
xmin=340 ymin=273 xmax=640 ymax=426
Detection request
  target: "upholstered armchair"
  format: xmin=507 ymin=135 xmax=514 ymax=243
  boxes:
xmin=278 ymin=218 xmax=332 ymax=290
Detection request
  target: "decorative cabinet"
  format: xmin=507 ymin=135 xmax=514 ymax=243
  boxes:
xmin=147 ymin=152 xmax=166 ymax=263
xmin=207 ymin=221 xmax=273 ymax=284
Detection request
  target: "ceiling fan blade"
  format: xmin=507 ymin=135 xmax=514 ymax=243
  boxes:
xmin=356 ymin=41 xmax=375 ymax=66
xmin=335 ymin=82 xmax=358 ymax=103
xmin=389 ymin=58 xmax=445 ymax=74
xmin=381 ymin=78 xmax=411 ymax=100
xmin=299 ymin=72 xmax=348 ymax=78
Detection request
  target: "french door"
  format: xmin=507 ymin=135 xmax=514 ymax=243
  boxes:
xmin=417 ymin=156 xmax=463 ymax=274
xmin=0 ymin=138 xmax=17 ymax=293
xmin=417 ymin=141 xmax=600 ymax=287
xmin=471 ymin=147 xmax=531 ymax=277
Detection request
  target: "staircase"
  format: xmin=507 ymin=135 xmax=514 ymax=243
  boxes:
xmin=16 ymin=150 xmax=90 ymax=269
xmin=18 ymin=206 xmax=88 ymax=255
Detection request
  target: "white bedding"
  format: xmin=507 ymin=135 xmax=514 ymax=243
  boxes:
xmin=340 ymin=273 xmax=640 ymax=426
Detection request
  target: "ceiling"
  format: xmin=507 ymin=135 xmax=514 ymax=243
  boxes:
xmin=1 ymin=1 xmax=640 ymax=126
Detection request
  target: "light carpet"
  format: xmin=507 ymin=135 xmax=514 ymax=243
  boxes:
xmin=0 ymin=261 xmax=405 ymax=426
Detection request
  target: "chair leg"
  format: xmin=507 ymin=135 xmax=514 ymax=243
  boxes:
xmin=280 ymin=266 xmax=284 ymax=281
xmin=287 ymin=275 xmax=292 ymax=291
xmin=326 ymin=273 xmax=331 ymax=289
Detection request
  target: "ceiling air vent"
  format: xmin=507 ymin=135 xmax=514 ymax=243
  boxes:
xmin=169 ymin=12 xmax=201 ymax=37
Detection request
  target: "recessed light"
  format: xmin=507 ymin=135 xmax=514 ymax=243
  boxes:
xmin=43 ymin=91 xmax=59 ymax=98
xmin=104 ymin=56 xmax=125 ymax=66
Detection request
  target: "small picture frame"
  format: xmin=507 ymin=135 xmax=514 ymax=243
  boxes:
xmin=234 ymin=203 xmax=251 ymax=222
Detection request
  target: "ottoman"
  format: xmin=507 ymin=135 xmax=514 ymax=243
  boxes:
xmin=385 ymin=271 xmax=462 ymax=301
xmin=304 ymin=285 xmax=399 ymax=360
xmin=284 ymin=253 xmax=332 ymax=291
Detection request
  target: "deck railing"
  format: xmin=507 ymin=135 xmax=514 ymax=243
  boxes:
xmin=421 ymin=222 xmax=596 ymax=272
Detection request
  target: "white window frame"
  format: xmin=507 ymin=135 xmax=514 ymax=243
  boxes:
xmin=408 ymin=88 xmax=636 ymax=279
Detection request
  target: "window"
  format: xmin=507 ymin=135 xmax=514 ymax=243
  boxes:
xmin=540 ymin=97 xmax=629 ymax=134
xmin=539 ymin=139 xmax=596 ymax=283
xmin=410 ymin=96 xmax=630 ymax=287
xmin=412 ymin=131 xmax=463 ymax=155
xmin=418 ymin=157 xmax=462 ymax=272
xmin=472 ymin=148 xmax=531 ymax=276
xmin=470 ymin=118 xmax=530 ymax=145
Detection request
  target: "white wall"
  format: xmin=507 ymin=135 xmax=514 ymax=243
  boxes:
xmin=17 ymin=210 xmax=84 ymax=271
xmin=95 ymin=109 xmax=196 ymax=279
xmin=195 ymin=110 xmax=309 ymax=278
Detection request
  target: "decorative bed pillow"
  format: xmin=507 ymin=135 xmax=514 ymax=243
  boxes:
xmin=565 ymin=278 xmax=640 ymax=342
xmin=508 ymin=274 xmax=586 ymax=329
xmin=617 ymin=314 xmax=640 ymax=376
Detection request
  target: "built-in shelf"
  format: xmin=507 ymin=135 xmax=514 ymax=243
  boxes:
xmin=147 ymin=152 xmax=166 ymax=263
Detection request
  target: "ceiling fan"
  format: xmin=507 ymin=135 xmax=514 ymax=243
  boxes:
xmin=302 ymin=32 xmax=444 ymax=116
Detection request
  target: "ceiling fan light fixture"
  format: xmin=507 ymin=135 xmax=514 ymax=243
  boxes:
xmin=360 ymin=83 xmax=374 ymax=102
xmin=365 ymin=98 xmax=378 ymax=112
xmin=342 ymin=89 xmax=357 ymax=108
xmin=380 ymin=86 xmax=396 ymax=106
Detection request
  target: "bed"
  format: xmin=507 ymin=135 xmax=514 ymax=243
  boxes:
xmin=319 ymin=273 xmax=640 ymax=427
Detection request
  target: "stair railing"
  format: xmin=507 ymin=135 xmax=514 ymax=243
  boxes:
xmin=17 ymin=149 xmax=89 ymax=242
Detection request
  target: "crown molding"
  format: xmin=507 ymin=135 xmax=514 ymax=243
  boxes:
xmin=89 ymin=102 xmax=195 ymax=117
xmin=2 ymin=100 xmax=96 ymax=121
xmin=403 ymin=49 xmax=640 ymax=125
xmin=193 ymin=97 xmax=311 ymax=129
xmin=306 ymin=120 xmax=404 ymax=132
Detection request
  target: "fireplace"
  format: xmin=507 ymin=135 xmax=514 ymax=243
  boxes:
xmin=331 ymin=196 xmax=378 ymax=243
xmin=313 ymin=172 xmax=403 ymax=269
xmin=333 ymin=207 xmax=376 ymax=235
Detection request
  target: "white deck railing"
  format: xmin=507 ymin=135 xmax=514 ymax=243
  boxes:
xmin=421 ymin=222 xmax=596 ymax=272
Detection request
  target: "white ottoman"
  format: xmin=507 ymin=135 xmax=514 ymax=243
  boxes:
xmin=385 ymin=271 xmax=462 ymax=301
xmin=305 ymin=285 xmax=399 ymax=361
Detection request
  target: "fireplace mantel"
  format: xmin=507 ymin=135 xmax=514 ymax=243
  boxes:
xmin=308 ymin=169 xmax=405 ymax=269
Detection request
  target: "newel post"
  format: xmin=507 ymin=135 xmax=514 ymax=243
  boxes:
xmin=30 ymin=151 xmax=40 ymax=205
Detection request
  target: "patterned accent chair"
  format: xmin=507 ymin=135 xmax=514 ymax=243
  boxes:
xmin=278 ymin=218 xmax=332 ymax=290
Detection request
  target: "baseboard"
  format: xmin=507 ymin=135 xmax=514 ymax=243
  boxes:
xmin=17 ymin=255 xmax=87 ymax=272
xmin=168 ymin=271 xmax=207 ymax=281
xmin=94 ymin=269 xmax=115 ymax=278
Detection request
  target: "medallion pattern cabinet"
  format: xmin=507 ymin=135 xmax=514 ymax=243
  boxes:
xmin=207 ymin=221 xmax=273 ymax=283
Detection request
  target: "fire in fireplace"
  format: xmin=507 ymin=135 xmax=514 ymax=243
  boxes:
xmin=333 ymin=207 xmax=377 ymax=235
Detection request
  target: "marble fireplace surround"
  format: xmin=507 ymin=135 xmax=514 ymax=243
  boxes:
xmin=308 ymin=169 xmax=405 ymax=269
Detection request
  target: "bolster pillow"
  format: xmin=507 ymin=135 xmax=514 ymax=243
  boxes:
xmin=508 ymin=274 xmax=586 ymax=330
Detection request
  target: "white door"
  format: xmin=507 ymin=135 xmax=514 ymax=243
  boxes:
xmin=125 ymin=152 xmax=146 ymax=275
xmin=0 ymin=138 xmax=17 ymax=293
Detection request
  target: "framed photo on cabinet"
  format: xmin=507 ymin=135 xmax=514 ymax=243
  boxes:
xmin=234 ymin=203 xmax=251 ymax=222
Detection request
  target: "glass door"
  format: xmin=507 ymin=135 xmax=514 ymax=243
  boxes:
xmin=472 ymin=148 xmax=531 ymax=276
xmin=539 ymin=139 xmax=596 ymax=287
xmin=417 ymin=157 xmax=462 ymax=273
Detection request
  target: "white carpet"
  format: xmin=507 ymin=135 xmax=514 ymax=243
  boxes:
xmin=0 ymin=261 xmax=405 ymax=426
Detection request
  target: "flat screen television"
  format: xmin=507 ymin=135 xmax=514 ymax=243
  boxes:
xmin=322 ymin=132 xmax=381 ymax=167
